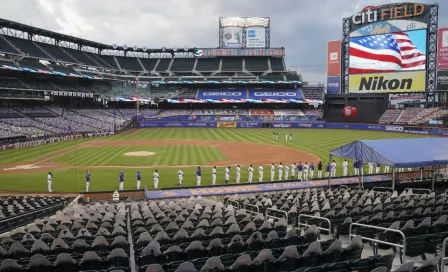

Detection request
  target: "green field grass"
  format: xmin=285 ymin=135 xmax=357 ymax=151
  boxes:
xmin=0 ymin=128 xmax=430 ymax=192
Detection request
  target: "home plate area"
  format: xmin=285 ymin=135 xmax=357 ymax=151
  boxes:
xmin=145 ymin=175 xmax=390 ymax=200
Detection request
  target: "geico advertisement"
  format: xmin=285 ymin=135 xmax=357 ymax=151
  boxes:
xmin=349 ymin=71 xmax=426 ymax=93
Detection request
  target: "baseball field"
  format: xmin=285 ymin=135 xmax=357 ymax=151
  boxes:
xmin=0 ymin=128 xmax=429 ymax=193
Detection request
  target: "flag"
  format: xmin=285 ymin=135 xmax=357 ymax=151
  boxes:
xmin=349 ymin=32 xmax=426 ymax=74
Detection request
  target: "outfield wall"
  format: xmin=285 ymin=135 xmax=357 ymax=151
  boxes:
xmin=139 ymin=120 xmax=448 ymax=136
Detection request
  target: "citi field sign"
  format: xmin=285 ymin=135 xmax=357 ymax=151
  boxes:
xmin=344 ymin=3 xmax=430 ymax=32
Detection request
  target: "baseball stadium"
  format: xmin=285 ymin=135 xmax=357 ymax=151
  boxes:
xmin=1 ymin=2 xmax=448 ymax=272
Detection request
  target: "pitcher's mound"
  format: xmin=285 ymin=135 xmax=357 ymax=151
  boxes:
xmin=124 ymin=151 xmax=156 ymax=157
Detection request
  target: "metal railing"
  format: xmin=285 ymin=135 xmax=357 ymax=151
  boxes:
xmin=404 ymin=188 xmax=432 ymax=195
xmin=372 ymin=187 xmax=394 ymax=192
xmin=243 ymin=203 xmax=260 ymax=215
xmin=265 ymin=208 xmax=288 ymax=223
xmin=349 ymin=223 xmax=406 ymax=263
xmin=298 ymin=214 xmax=332 ymax=235
xmin=442 ymin=237 xmax=448 ymax=272
xmin=227 ymin=200 xmax=240 ymax=210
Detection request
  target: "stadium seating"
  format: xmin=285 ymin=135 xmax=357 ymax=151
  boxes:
xmin=302 ymin=87 xmax=324 ymax=100
xmin=245 ymin=57 xmax=269 ymax=72
xmin=379 ymin=107 xmax=448 ymax=125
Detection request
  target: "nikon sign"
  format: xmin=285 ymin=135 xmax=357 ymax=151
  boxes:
xmin=349 ymin=71 xmax=426 ymax=93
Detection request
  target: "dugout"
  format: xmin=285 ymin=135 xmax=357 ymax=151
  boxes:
xmin=329 ymin=138 xmax=448 ymax=191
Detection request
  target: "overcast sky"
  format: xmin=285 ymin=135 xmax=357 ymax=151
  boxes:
xmin=1 ymin=0 xmax=446 ymax=83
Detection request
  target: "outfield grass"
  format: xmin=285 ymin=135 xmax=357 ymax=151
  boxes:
xmin=0 ymin=128 xmax=429 ymax=192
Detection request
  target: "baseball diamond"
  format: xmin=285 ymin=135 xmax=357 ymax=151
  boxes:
xmin=0 ymin=128 xmax=429 ymax=193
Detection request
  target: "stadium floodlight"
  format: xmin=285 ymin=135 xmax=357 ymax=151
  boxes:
xmin=123 ymin=44 xmax=128 ymax=50
xmin=133 ymin=45 xmax=138 ymax=50
xmin=142 ymin=46 xmax=147 ymax=51
xmin=173 ymin=47 xmax=178 ymax=52
xmin=184 ymin=46 xmax=189 ymax=51
xmin=219 ymin=17 xmax=270 ymax=28
xmin=162 ymin=47 xmax=166 ymax=51
xmin=112 ymin=44 xmax=118 ymax=49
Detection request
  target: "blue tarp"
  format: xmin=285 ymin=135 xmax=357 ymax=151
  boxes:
xmin=330 ymin=138 xmax=448 ymax=168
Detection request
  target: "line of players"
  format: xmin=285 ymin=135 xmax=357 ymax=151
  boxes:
xmin=47 ymin=159 xmax=411 ymax=192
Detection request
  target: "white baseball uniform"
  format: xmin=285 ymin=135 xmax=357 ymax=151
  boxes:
xmin=212 ymin=168 xmax=217 ymax=185
xmin=285 ymin=133 xmax=288 ymax=141
xmin=343 ymin=161 xmax=348 ymax=176
xmin=258 ymin=166 xmax=263 ymax=182
xmin=290 ymin=164 xmax=296 ymax=178
xmin=368 ymin=162 xmax=374 ymax=174
xmin=248 ymin=166 xmax=254 ymax=183
xmin=47 ymin=174 xmax=52 ymax=192
xmin=177 ymin=170 xmax=184 ymax=186
xmin=278 ymin=164 xmax=283 ymax=180
xmin=331 ymin=162 xmax=337 ymax=177
xmin=270 ymin=165 xmax=275 ymax=181
xmin=284 ymin=165 xmax=289 ymax=180
xmin=225 ymin=168 xmax=230 ymax=184
xmin=236 ymin=167 xmax=241 ymax=184
xmin=384 ymin=165 xmax=390 ymax=173
xmin=310 ymin=165 xmax=315 ymax=179
xmin=153 ymin=172 xmax=159 ymax=189
xmin=376 ymin=164 xmax=381 ymax=174
xmin=303 ymin=164 xmax=309 ymax=181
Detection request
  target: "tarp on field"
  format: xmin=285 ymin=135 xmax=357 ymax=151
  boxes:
xmin=330 ymin=138 xmax=448 ymax=168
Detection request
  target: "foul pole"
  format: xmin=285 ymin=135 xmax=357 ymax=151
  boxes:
xmin=135 ymin=77 xmax=140 ymax=128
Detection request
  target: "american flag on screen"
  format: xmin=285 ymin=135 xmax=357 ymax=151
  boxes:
xmin=349 ymin=32 xmax=426 ymax=74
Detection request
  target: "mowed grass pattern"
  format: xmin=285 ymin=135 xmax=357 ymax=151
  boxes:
xmin=0 ymin=128 xmax=431 ymax=192
xmin=50 ymin=145 xmax=226 ymax=166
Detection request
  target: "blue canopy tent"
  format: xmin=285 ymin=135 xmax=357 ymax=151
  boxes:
xmin=329 ymin=138 xmax=448 ymax=190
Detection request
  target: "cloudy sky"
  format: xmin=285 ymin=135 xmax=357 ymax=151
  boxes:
xmin=1 ymin=0 xmax=447 ymax=83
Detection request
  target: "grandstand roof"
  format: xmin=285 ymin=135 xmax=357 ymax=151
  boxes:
xmin=330 ymin=138 xmax=448 ymax=168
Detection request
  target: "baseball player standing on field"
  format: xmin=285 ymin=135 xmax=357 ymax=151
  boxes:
xmin=317 ymin=161 xmax=323 ymax=178
xmin=270 ymin=163 xmax=275 ymax=181
xmin=303 ymin=162 xmax=309 ymax=181
xmin=368 ymin=162 xmax=374 ymax=175
xmin=291 ymin=162 xmax=296 ymax=179
xmin=310 ymin=162 xmax=315 ymax=179
xmin=278 ymin=162 xmax=283 ymax=180
xmin=119 ymin=171 xmax=124 ymax=191
xmin=248 ymin=165 xmax=254 ymax=183
xmin=136 ymin=170 xmax=141 ymax=189
xmin=298 ymin=162 xmax=303 ymax=180
xmin=153 ymin=170 xmax=159 ymax=189
xmin=343 ymin=159 xmax=348 ymax=176
xmin=47 ymin=172 xmax=53 ymax=193
xmin=331 ymin=160 xmax=337 ymax=177
xmin=212 ymin=166 xmax=217 ymax=185
xmin=284 ymin=164 xmax=289 ymax=180
xmin=196 ymin=167 xmax=202 ymax=186
xmin=177 ymin=169 xmax=184 ymax=187
xmin=354 ymin=160 xmax=359 ymax=175
xmin=376 ymin=163 xmax=381 ymax=174
xmin=225 ymin=166 xmax=230 ymax=185
xmin=85 ymin=170 xmax=90 ymax=192
xmin=236 ymin=165 xmax=241 ymax=184
xmin=258 ymin=165 xmax=263 ymax=182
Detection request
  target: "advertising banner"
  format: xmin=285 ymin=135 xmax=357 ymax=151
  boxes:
xmin=437 ymin=70 xmax=448 ymax=91
xmin=248 ymin=89 xmax=303 ymax=99
xmin=246 ymin=28 xmax=266 ymax=48
xmin=349 ymin=71 xmax=426 ymax=93
xmin=197 ymin=90 xmax=246 ymax=99
xmin=191 ymin=116 xmax=245 ymax=121
xmin=347 ymin=3 xmax=429 ymax=33
xmin=389 ymin=94 xmax=426 ymax=108
xmin=139 ymin=122 xmax=217 ymax=128
xmin=349 ymin=29 xmax=427 ymax=74
xmin=327 ymin=76 xmax=341 ymax=94
xmin=223 ymin=27 xmax=243 ymax=48
xmin=437 ymin=26 xmax=448 ymax=70
xmin=237 ymin=122 xmax=263 ymax=128
xmin=350 ymin=20 xmax=427 ymax=37
xmin=249 ymin=109 xmax=275 ymax=116
xmin=327 ymin=40 xmax=341 ymax=76
xmin=217 ymin=122 xmax=237 ymax=128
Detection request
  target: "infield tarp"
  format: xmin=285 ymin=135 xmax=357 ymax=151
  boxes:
xmin=330 ymin=138 xmax=448 ymax=168
xmin=145 ymin=175 xmax=388 ymax=200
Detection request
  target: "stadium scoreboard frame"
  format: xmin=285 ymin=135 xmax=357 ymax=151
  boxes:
xmin=340 ymin=3 xmax=439 ymax=104
xmin=219 ymin=17 xmax=271 ymax=49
